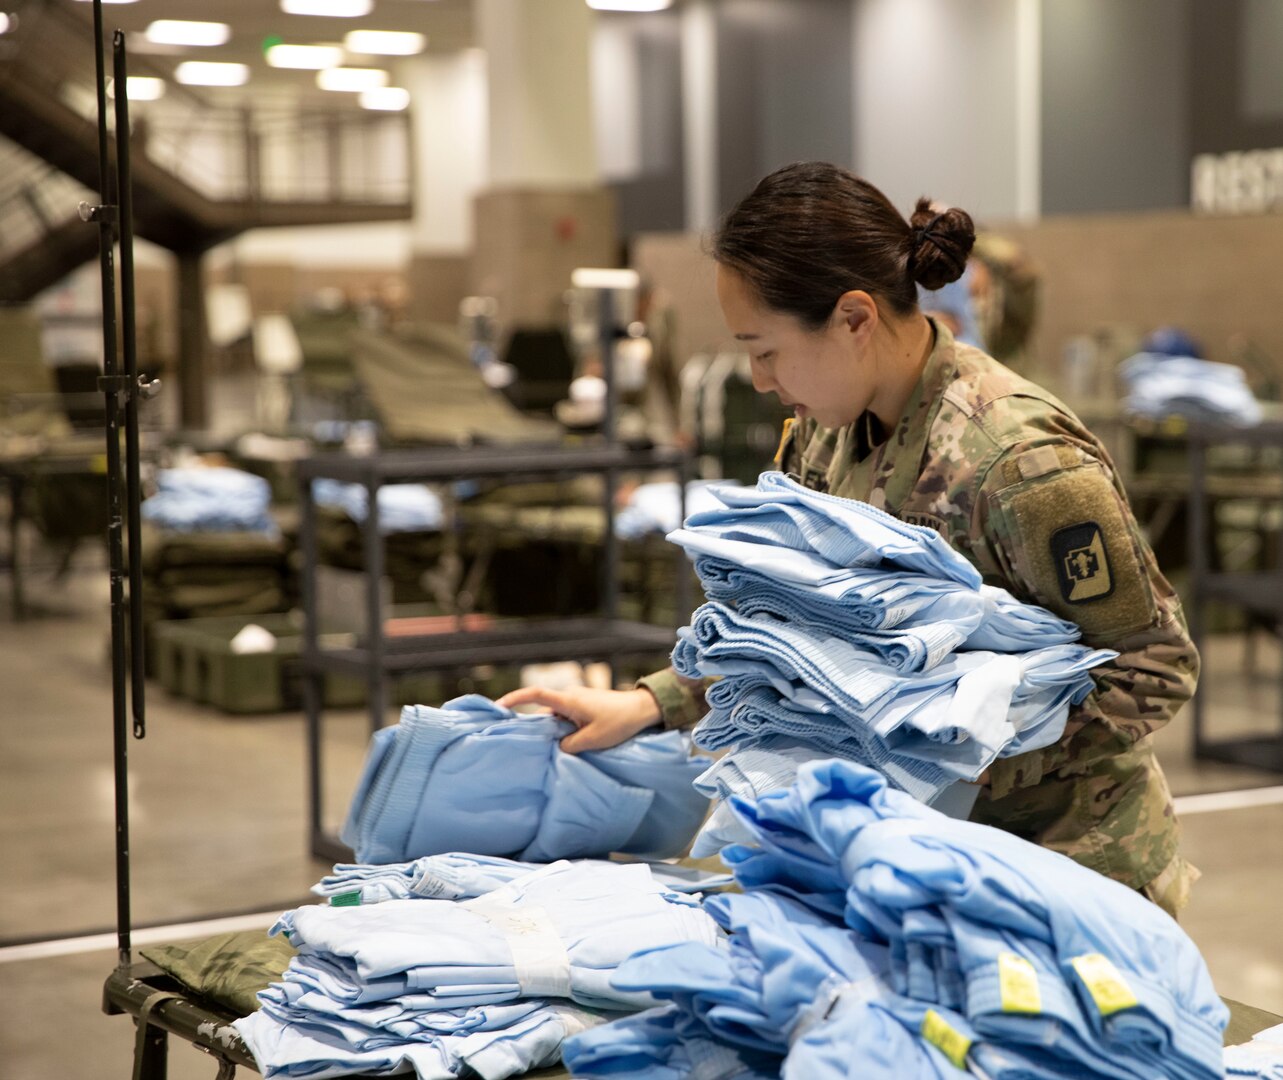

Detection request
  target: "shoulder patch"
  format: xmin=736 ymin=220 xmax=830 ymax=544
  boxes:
xmin=901 ymin=511 xmax=948 ymax=535
xmin=1051 ymin=522 xmax=1113 ymax=603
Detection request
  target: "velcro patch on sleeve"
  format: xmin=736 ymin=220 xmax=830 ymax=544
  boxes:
xmin=986 ymin=459 xmax=1158 ymax=640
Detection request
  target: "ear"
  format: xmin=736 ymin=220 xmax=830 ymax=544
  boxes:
xmin=834 ymin=290 xmax=878 ymax=342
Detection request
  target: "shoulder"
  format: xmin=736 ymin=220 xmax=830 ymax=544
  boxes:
xmin=927 ymin=345 xmax=1104 ymax=486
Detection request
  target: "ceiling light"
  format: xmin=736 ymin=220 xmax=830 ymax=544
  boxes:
xmin=586 ymin=0 xmax=672 ymax=9
xmin=344 ymin=30 xmax=426 ymax=55
xmin=359 ymin=86 xmax=410 ymax=111
xmin=73 ymin=1 xmax=139 ymax=5
xmin=316 ymin=66 xmax=388 ymax=92
xmin=107 ymin=76 xmax=167 ymax=101
xmin=0 ymin=14 xmax=10 ymax=34
xmin=175 ymin=61 xmax=250 ymax=87
xmin=280 ymin=0 xmax=373 ymax=17
xmin=266 ymin=43 xmax=344 ymax=69
xmin=145 ymin=20 xmax=230 ymax=47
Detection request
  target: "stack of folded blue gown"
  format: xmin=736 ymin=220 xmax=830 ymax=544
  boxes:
xmin=666 ymin=472 xmax=1116 ymax=809
xmin=311 ymin=852 xmax=733 ymax=907
xmin=563 ymin=760 xmax=1229 ymax=1080
xmin=1119 ymin=352 xmax=1262 ymax=426
xmin=311 ymin=479 xmax=445 ymax=534
xmin=142 ymin=466 xmax=276 ymax=534
xmin=341 ymin=695 xmax=712 ymax=864
xmin=233 ymin=860 xmax=725 ymax=1079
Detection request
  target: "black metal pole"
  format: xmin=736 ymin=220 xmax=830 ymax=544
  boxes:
xmin=114 ymin=31 xmax=147 ymax=741
xmin=89 ymin=0 xmax=132 ymax=971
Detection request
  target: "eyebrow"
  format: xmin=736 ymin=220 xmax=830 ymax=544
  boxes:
xmin=734 ymin=333 xmax=761 ymax=341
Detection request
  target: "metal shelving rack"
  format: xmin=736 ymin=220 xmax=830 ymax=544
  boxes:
xmin=1187 ymin=417 xmax=1283 ymax=772
xmin=297 ymin=275 xmax=693 ymax=861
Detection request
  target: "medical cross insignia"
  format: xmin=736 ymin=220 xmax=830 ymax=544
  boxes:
xmin=1051 ymin=521 xmax=1114 ymax=603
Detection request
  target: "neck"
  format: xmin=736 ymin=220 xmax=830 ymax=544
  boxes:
xmin=868 ymin=314 xmax=934 ymax=430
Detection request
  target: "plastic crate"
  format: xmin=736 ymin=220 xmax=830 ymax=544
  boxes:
xmin=151 ymin=613 xmax=365 ymax=714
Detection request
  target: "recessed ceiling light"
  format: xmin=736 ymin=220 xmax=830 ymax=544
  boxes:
xmin=144 ymin=20 xmax=231 ymax=47
xmin=280 ymin=0 xmax=372 ymax=17
xmin=344 ymin=30 xmax=426 ymax=55
xmin=586 ymin=0 xmax=672 ymax=9
xmin=317 ymin=66 xmax=388 ymax=92
xmin=359 ymin=86 xmax=410 ymax=111
xmin=266 ymin=43 xmax=344 ymax=69
xmin=107 ymin=76 xmax=167 ymax=101
xmin=175 ymin=61 xmax=250 ymax=87
xmin=0 ymin=13 xmax=11 ymax=33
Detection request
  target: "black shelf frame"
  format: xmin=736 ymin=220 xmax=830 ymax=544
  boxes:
xmin=1186 ymin=419 xmax=1283 ymax=772
xmin=297 ymin=440 xmax=694 ymax=862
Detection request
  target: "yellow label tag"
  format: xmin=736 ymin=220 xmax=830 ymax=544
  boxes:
xmin=921 ymin=1008 xmax=972 ymax=1070
xmin=1071 ymin=953 xmax=1138 ymax=1016
xmin=998 ymin=951 xmax=1042 ymax=1014
xmin=773 ymin=417 xmax=796 ymax=465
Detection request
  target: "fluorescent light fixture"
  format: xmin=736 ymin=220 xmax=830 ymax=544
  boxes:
xmin=586 ymin=0 xmax=672 ymax=10
xmin=344 ymin=30 xmax=426 ymax=55
xmin=571 ymin=268 xmax=641 ymax=290
xmin=0 ymin=14 xmax=10 ymax=33
xmin=316 ymin=66 xmax=388 ymax=91
xmin=175 ymin=61 xmax=250 ymax=87
xmin=266 ymin=43 xmax=344 ymax=69
xmin=144 ymin=20 xmax=230 ymax=47
xmin=280 ymin=0 xmax=372 ymax=16
xmin=73 ymin=0 xmax=138 ymax=5
xmin=107 ymin=76 xmax=167 ymax=101
xmin=359 ymin=86 xmax=410 ymax=111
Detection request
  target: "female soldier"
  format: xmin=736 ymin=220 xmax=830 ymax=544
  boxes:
xmin=500 ymin=161 xmax=1199 ymax=917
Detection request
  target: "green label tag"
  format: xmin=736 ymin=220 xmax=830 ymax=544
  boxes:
xmin=1071 ymin=953 xmax=1138 ymax=1016
xmin=921 ymin=1009 xmax=972 ymax=1070
xmin=998 ymin=951 xmax=1042 ymax=1014
xmin=330 ymin=890 xmax=362 ymax=907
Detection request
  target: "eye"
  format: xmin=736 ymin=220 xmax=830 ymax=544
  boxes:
xmin=754 ymin=351 xmax=775 ymax=364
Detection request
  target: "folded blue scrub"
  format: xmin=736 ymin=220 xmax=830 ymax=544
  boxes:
xmin=342 ymin=695 xmax=711 ymax=865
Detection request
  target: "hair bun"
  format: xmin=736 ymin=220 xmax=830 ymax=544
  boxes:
xmin=908 ymin=197 xmax=976 ymax=290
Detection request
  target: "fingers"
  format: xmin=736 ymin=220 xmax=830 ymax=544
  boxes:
xmin=559 ymin=726 xmax=607 ymax=755
xmin=496 ymin=686 xmax=572 ymax=714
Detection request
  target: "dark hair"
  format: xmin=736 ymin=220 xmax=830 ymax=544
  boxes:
xmin=712 ymin=161 xmax=975 ymax=330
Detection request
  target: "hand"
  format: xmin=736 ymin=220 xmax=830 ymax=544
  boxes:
xmin=495 ymin=685 xmax=663 ymax=754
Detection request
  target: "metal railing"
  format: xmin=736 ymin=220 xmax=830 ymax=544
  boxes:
xmin=0 ymin=0 xmax=413 ymax=210
xmin=0 ymin=138 xmax=93 ymax=258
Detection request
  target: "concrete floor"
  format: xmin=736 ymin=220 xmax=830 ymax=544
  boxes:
xmin=1 ymin=544 xmax=1282 ymax=1078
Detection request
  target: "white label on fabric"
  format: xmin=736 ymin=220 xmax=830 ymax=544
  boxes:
xmin=555 ymin=1005 xmax=601 ymax=1040
xmin=463 ymin=901 xmax=572 ymax=999
xmin=409 ymin=874 xmax=466 ymax=900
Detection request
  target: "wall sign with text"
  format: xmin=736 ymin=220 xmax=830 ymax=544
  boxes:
xmin=1190 ymin=150 xmax=1283 ymax=214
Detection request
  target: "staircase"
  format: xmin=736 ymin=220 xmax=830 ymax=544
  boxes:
xmin=0 ymin=0 xmax=415 ymax=302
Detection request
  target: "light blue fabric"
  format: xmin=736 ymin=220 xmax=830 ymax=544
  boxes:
xmin=680 ymin=473 xmax=982 ymax=588
xmin=562 ymin=1004 xmax=781 ymax=1080
xmin=142 ymin=466 xmax=275 ymax=534
xmin=312 ymin=853 xmax=734 ymax=906
xmin=341 ymin=695 xmax=711 ymax=865
xmin=720 ymin=761 xmax=1227 ymax=1080
xmin=1224 ymin=1024 xmax=1283 ymax=1078
xmin=1119 ymin=352 xmax=1262 ymax=426
xmin=236 ymin=994 xmax=611 ymax=1079
xmin=311 ymin=479 xmax=444 ymax=534
xmin=271 ymin=862 xmax=723 ymax=1013
xmin=672 ymin=601 xmax=1112 ymax=796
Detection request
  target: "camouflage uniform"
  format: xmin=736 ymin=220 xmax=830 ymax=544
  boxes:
xmin=639 ymin=320 xmax=1199 ymax=916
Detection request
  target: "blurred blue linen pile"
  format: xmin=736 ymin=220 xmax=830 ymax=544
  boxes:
xmin=341 ymin=695 xmax=711 ymax=865
xmin=234 ymin=860 xmax=725 ymax=1079
xmin=142 ymin=466 xmax=276 ymax=534
xmin=563 ymin=760 xmax=1228 ymax=1080
xmin=1119 ymin=352 xmax=1262 ymax=426
xmin=311 ymin=479 xmax=444 ymax=534
xmin=1225 ymin=1024 xmax=1283 ymax=1078
xmin=613 ymin=479 xmax=727 ymax=540
xmin=666 ymin=473 xmax=1115 ymax=813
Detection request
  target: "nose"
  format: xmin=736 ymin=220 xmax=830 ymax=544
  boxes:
xmin=749 ymin=357 xmax=775 ymax=395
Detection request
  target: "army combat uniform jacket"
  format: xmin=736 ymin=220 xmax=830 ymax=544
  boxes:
xmin=640 ymin=321 xmax=1198 ymax=916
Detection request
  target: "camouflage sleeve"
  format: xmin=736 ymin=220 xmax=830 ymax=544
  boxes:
xmin=975 ymin=443 xmax=1199 ymax=799
xmin=635 ymin=667 xmax=716 ymax=731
